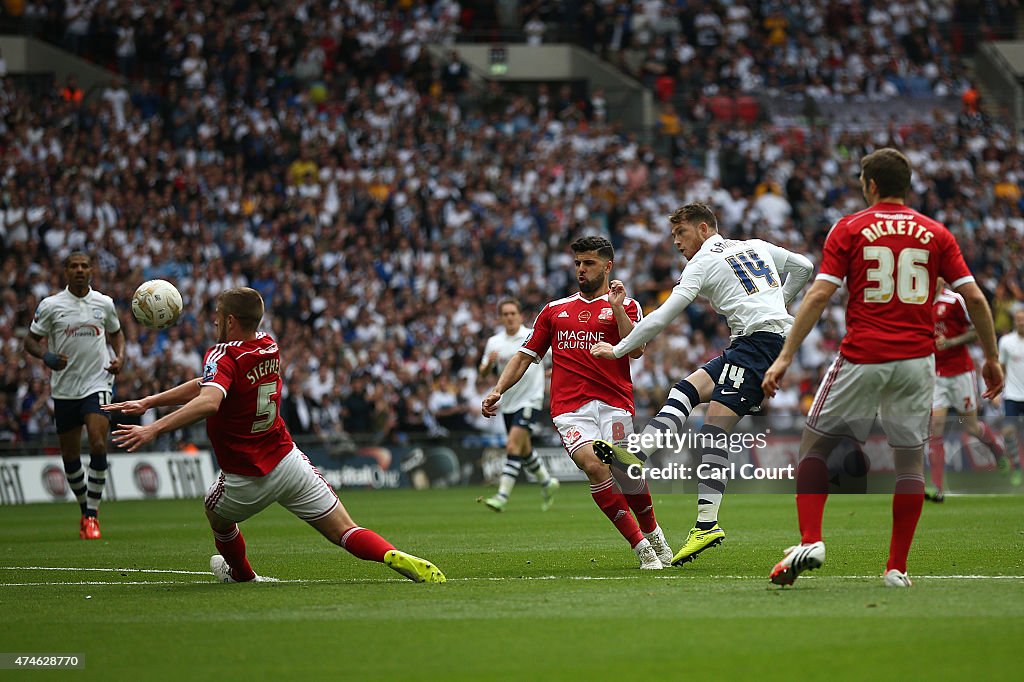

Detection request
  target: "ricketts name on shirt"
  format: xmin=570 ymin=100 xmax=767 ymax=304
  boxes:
xmin=556 ymin=329 xmax=606 ymax=350
xmin=859 ymin=213 xmax=934 ymax=244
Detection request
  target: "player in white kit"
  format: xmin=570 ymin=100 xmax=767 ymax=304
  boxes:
xmin=478 ymin=298 xmax=559 ymax=511
xmin=999 ymin=308 xmax=1024 ymax=486
xmin=591 ymin=203 xmax=813 ymax=564
xmin=23 ymin=252 xmax=125 ymax=539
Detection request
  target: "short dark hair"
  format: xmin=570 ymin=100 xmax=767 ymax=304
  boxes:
xmin=861 ymin=148 xmax=911 ymax=199
xmin=217 ymin=287 xmax=264 ymax=331
xmin=669 ymin=203 xmax=718 ymax=231
xmin=497 ymin=297 xmax=522 ymax=313
xmin=571 ymin=235 xmax=614 ymax=260
xmin=63 ymin=251 xmax=92 ymax=267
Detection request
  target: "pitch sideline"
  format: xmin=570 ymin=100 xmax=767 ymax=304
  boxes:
xmin=0 ymin=565 xmax=1022 ymax=587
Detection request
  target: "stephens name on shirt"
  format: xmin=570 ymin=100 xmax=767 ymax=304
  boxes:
xmin=556 ymin=329 xmax=606 ymax=350
xmin=859 ymin=214 xmax=934 ymax=244
xmin=246 ymin=358 xmax=280 ymax=384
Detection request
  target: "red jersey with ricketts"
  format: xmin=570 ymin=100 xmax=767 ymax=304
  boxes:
xmin=200 ymin=332 xmax=293 ymax=476
xmin=520 ymin=292 xmax=641 ymax=417
xmin=934 ymin=289 xmax=974 ymax=377
xmin=816 ymin=202 xmax=974 ymax=364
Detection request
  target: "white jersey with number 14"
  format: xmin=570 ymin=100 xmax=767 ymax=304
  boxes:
xmin=612 ymin=234 xmax=812 ymax=357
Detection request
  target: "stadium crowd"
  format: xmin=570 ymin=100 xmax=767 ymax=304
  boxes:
xmin=0 ymin=0 xmax=1022 ymax=450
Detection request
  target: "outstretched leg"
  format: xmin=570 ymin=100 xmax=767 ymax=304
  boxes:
xmin=308 ymin=503 xmax=445 ymax=583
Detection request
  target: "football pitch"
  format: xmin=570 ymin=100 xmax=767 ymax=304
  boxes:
xmin=1 ymin=487 xmax=1021 ymax=681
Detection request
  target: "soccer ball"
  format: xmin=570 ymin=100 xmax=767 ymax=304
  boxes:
xmin=132 ymin=279 xmax=183 ymax=330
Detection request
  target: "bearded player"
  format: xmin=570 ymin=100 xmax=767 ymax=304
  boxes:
xmin=482 ymin=236 xmax=673 ymax=569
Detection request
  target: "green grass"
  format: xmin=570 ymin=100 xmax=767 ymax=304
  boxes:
xmin=1 ymin=487 xmax=1022 ymax=681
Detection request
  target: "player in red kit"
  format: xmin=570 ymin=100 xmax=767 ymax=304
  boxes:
xmin=481 ymin=236 xmax=673 ymax=569
xmin=763 ymin=148 xmax=1003 ymax=587
xmin=103 ymin=287 xmax=445 ymax=584
xmin=927 ymin=282 xmax=1005 ymax=502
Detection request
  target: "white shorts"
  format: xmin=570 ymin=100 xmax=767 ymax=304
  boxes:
xmin=204 ymin=447 xmax=339 ymax=523
xmin=552 ymin=400 xmax=634 ymax=456
xmin=932 ymin=371 xmax=977 ymax=412
xmin=807 ymin=354 xmax=934 ymax=448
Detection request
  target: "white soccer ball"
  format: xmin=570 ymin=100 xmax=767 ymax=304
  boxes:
xmin=132 ymin=279 xmax=183 ymax=330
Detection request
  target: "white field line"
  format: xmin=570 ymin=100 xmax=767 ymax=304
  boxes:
xmin=0 ymin=566 xmax=210 ymax=575
xmin=0 ymin=566 xmax=1022 ymax=587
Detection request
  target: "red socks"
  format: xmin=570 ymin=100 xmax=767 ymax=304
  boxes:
xmin=977 ymin=422 xmax=1005 ymax=458
xmin=215 ymin=524 xmax=399 ymax=576
xmin=624 ymin=487 xmax=658 ymax=534
xmin=213 ymin=525 xmax=256 ymax=582
xmin=887 ymin=474 xmax=925 ymax=573
xmin=340 ymin=526 xmax=396 ymax=562
xmin=795 ymin=455 xmax=829 ymax=544
xmin=591 ymin=478 xmax=644 ymax=548
xmin=928 ymin=436 xmax=945 ymax=490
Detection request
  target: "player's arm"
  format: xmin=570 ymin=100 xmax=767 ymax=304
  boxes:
xmin=594 ymin=270 xmax=699 ymax=360
xmin=762 ymin=279 xmax=839 ymax=397
xmin=102 ymin=377 xmax=204 ymax=415
xmin=955 ymin=280 xmax=1003 ymax=399
xmin=763 ymin=242 xmax=814 ymax=306
xmin=609 ymin=279 xmax=644 ymax=359
xmin=482 ymin=351 xmax=532 ymax=417
xmin=478 ymin=339 xmax=498 ymax=375
xmin=106 ymin=328 xmax=126 ymax=374
xmin=23 ymin=331 xmax=67 ymax=370
xmin=935 ymin=328 xmax=977 ymax=351
xmin=111 ymin=385 xmax=224 ymax=452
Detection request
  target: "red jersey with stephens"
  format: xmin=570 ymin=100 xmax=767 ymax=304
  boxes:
xmin=200 ymin=332 xmax=294 ymax=476
xmin=816 ymin=202 xmax=974 ymax=364
xmin=520 ymin=293 xmax=641 ymax=417
xmin=934 ymin=289 xmax=974 ymax=377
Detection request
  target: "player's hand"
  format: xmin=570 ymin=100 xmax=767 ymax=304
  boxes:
xmin=101 ymin=399 xmax=150 ymax=416
xmin=488 ymin=351 xmax=499 ymax=363
xmin=111 ymin=423 xmax=158 ymax=452
xmin=590 ymin=342 xmax=617 ymax=359
xmin=481 ymin=391 xmax=501 ymax=417
xmin=762 ymin=356 xmax=792 ymax=398
xmin=608 ymin=279 xmax=626 ymax=308
xmin=980 ymin=358 xmax=1004 ymax=400
xmin=935 ymin=334 xmax=950 ymax=351
xmin=105 ymin=356 xmax=124 ymax=374
xmin=43 ymin=351 xmax=68 ymax=370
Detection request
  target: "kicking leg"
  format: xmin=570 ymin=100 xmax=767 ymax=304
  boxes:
xmin=307 ymin=493 xmax=445 ymax=583
xmin=595 ymin=370 xmax=713 ymax=467
xmin=672 ymin=402 xmax=742 ymax=564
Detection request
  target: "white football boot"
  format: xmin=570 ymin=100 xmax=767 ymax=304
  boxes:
xmin=634 ymin=539 xmax=664 ymax=570
xmin=883 ymin=569 xmax=913 ymax=587
xmin=210 ymin=554 xmax=278 ymax=583
xmin=769 ymin=541 xmax=826 ymax=586
xmin=644 ymin=525 xmax=674 ymax=568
